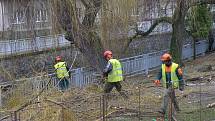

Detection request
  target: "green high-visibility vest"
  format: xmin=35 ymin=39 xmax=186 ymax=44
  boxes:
xmin=107 ymin=59 xmax=123 ymax=82
xmin=161 ymin=62 xmax=179 ymax=88
xmin=54 ymin=62 xmax=69 ymax=79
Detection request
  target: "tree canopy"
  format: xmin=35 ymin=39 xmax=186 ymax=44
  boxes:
xmin=186 ymin=4 xmax=213 ymax=38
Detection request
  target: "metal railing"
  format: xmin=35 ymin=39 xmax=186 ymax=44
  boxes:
xmin=0 ymin=34 xmax=70 ymax=56
xmin=17 ymin=40 xmax=213 ymax=89
xmin=62 ymin=40 xmax=211 ymax=88
xmin=1 ymin=40 xmax=212 ymax=89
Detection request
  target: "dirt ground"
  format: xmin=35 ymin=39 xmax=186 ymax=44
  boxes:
xmin=80 ymin=52 xmax=215 ymax=121
xmin=2 ymin=52 xmax=215 ymax=121
xmin=55 ymin=52 xmax=215 ymax=121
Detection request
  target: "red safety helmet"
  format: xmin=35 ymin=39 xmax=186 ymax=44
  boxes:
xmin=103 ymin=50 xmax=112 ymax=58
xmin=55 ymin=56 xmax=62 ymax=61
xmin=161 ymin=53 xmax=172 ymax=61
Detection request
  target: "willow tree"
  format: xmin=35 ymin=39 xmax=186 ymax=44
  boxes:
xmin=186 ymin=4 xmax=212 ymax=60
xmin=52 ymin=0 xmax=137 ymax=71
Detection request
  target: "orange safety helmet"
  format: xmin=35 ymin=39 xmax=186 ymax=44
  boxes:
xmin=55 ymin=56 xmax=62 ymax=61
xmin=103 ymin=50 xmax=112 ymax=58
xmin=161 ymin=53 xmax=172 ymax=61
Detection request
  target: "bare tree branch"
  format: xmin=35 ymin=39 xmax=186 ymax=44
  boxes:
xmin=123 ymin=16 xmax=172 ymax=53
xmin=81 ymin=0 xmax=90 ymax=8
xmin=136 ymin=16 xmax=172 ymax=36
xmin=45 ymin=99 xmax=67 ymax=109
xmin=164 ymin=0 xmax=171 ymax=12
xmin=82 ymin=0 xmax=102 ymax=27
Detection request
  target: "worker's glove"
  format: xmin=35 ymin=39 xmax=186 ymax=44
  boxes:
xmin=154 ymin=80 xmax=161 ymax=86
xmin=68 ymin=71 xmax=71 ymax=78
xmin=48 ymin=73 xmax=56 ymax=77
xmin=179 ymin=79 xmax=185 ymax=91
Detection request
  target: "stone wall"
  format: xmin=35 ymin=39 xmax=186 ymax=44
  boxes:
xmin=0 ymin=46 xmax=84 ymax=82
xmin=127 ymin=32 xmax=193 ymax=57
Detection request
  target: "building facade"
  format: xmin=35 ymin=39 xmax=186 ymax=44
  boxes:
xmin=0 ymin=0 xmax=85 ymax=40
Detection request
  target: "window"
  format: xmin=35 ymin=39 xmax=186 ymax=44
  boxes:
xmin=11 ymin=10 xmax=25 ymax=24
xmin=211 ymin=5 xmax=215 ymax=12
xmin=77 ymin=7 xmax=82 ymax=18
xmin=35 ymin=9 xmax=48 ymax=22
xmin=42 ymin=9 xmax=48 ymax=22
xmin=131 ymin=7 xmax=139 ymax=16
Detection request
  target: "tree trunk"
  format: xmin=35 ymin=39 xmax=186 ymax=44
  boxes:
xmin=208 ymin=29 xmax=214 ymax=52
xmin=170 ymin=0 xmax=188 ymax=64
xmin=73 ymin=29 xmax=106 ymax=72
xmin=55 ymin=0 xmax=105 ymax=72
xmin=193 ymin=37 xmax=197 ymax=60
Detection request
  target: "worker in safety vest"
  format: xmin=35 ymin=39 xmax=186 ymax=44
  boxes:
xmin=154 ymin=53 xmax=184 ymax=114
xmin=54 ymin=56 xmax=70 ymax=91
xmin=103 ymin=50 xmax=128 ymax=99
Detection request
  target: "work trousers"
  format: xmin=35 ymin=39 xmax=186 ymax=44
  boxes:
xmin=161 ymin=87 xmax=179 ymax=113
xmin=58 ymin=77 xmax=69 ymax=91
xmin=104 ymin=82 xmax=128 ymax=99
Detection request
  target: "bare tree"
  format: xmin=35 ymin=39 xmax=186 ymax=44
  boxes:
xmin=53 ymin=0 xmax=215 ymax=69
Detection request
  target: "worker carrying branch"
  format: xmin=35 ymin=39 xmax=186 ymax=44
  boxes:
xmin=154 ymin=53 xmax=184 ymax=114
xmin=102 ymin=50 xmax=128 ymax=99
xmin=54 ymin=56 xmax=70 ymax=91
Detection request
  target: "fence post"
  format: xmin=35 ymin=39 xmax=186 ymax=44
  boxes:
xmin=0 ymin=85 xmax=2 ymax=107
xmin=138 ymin=85 xmax=141 ymax=120
xmin=61 ymin=106 xmax=64 ymax=121
xmin=102 ymin=94 xmax=107 ymax=121
xmin=76 ymin=68 xmax=84 ymax=87
xmin=145 ymin=54 xmax=149 ymax=75
xmin=199 ymin=77 xmax=203 ymax=121
xmin=100 ymin=95 xmax=102 ymax=121
xmin=13 ymin=111 xmax=18 ymax=121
